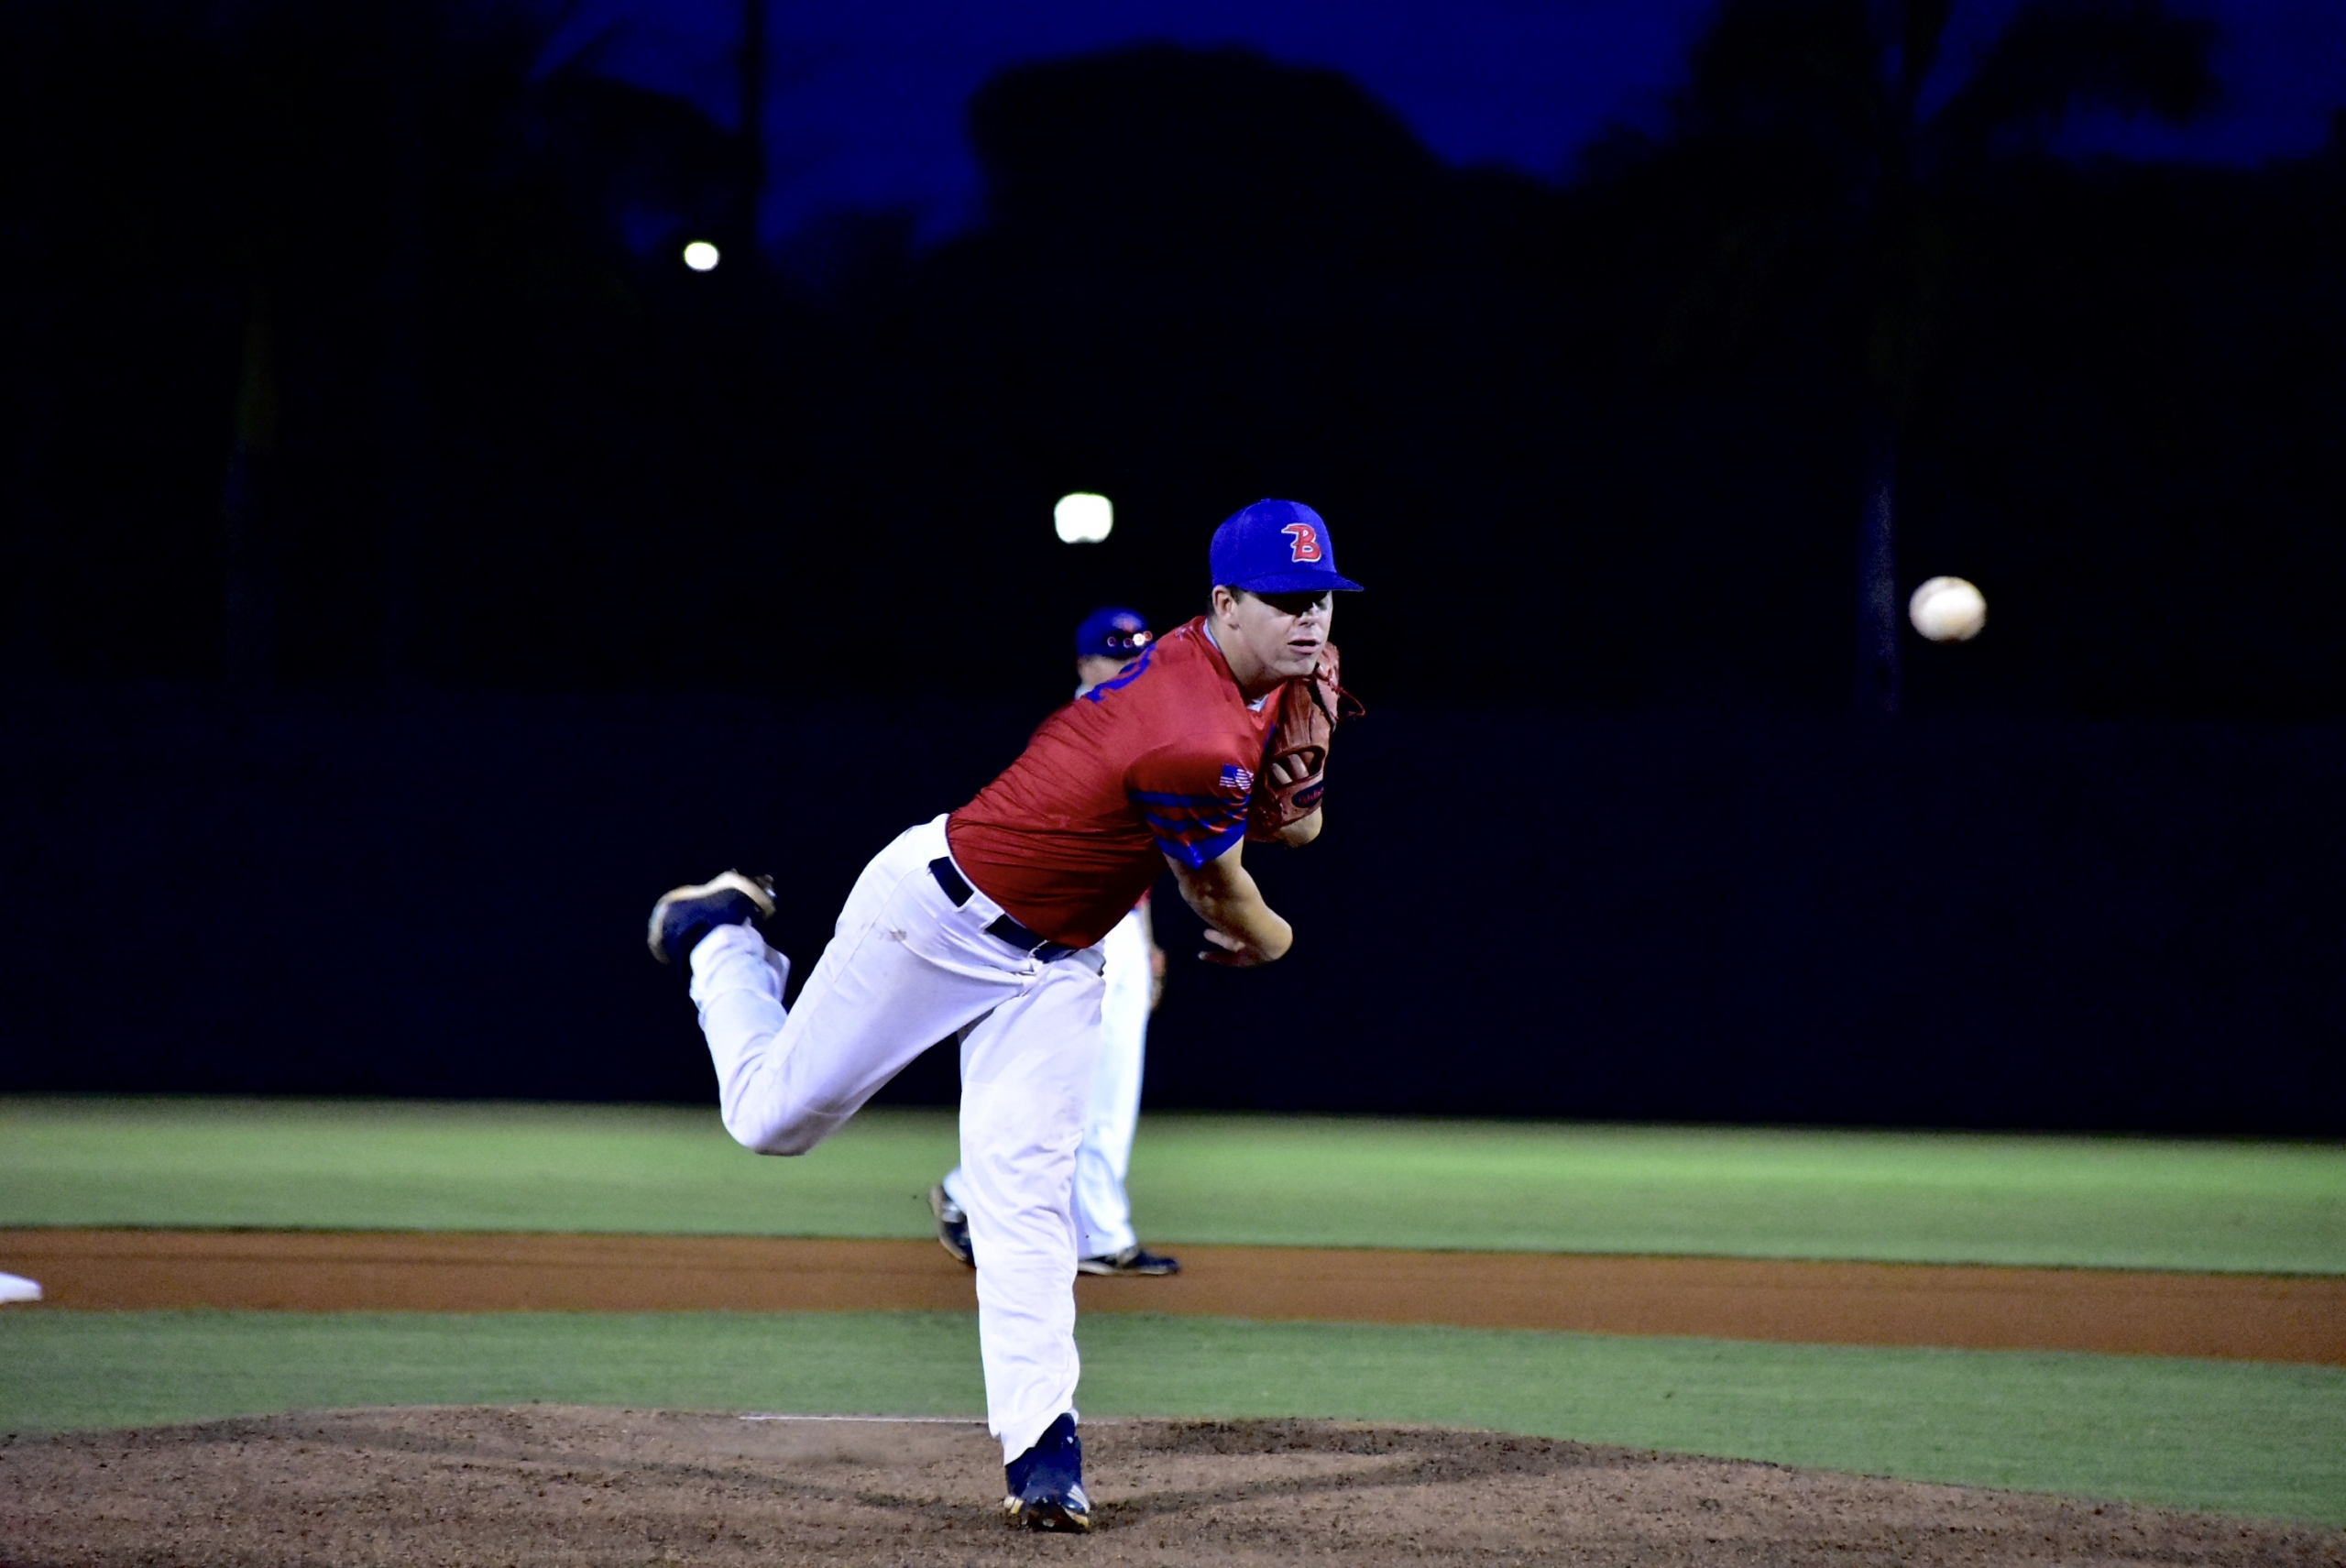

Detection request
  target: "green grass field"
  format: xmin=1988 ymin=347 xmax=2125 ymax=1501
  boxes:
xmin=4 ymin=1097 xmax=2342 ymax=1526
xmin=5 ymin=1097 xmax=2341 ymax=1271
xmin=4 ymin=1310 xmax=2341 ymax=1526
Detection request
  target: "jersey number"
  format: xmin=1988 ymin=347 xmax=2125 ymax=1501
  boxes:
xmin=1282 ymin=522 xmax=1322 ymax=563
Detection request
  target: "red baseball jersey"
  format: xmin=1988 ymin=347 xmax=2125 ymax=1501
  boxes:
xmin=948 ymin=616 xmax=1276 ymax=948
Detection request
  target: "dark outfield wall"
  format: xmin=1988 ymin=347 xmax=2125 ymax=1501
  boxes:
xmin=5 ymin=681 xmax=2341 ymax=1134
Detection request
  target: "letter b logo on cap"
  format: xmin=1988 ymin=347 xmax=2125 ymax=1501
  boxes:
xmin=1210 ymin=498 xmax=1365 ymax=594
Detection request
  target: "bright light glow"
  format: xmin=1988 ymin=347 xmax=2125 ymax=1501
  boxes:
xmin=1054 ymin=492 xmax=1113 ymax=544
xmin=682 ymin=240 xmax=720 ymax=272
xmin=1909 ymin=576 xmax=1988 ymax=642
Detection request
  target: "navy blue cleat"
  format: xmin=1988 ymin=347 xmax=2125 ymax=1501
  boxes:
xmin=1079 ymin=1244 xmax=1179 ymax=1277
xmin=645 ymin=871 xmax=777 ymax=964
xmin=929 ymin=1183 xmax=975 ymax=1268
xmin=1003 ymin=1413 xmax=1091 ymax=1532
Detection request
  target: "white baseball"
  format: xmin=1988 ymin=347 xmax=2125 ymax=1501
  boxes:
xmin=1909 ymin=576 xmax=1987 ymax=642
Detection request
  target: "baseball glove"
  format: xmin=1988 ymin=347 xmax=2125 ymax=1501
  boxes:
xmin=1246 ymin=641 xmax=1365 ymax=841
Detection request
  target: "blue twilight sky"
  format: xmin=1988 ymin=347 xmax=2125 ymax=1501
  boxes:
xmin=538 ymin=0 xmax=2346 ymax=244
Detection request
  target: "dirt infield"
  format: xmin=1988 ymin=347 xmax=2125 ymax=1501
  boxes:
xmin=3 ymin=1407 xmax=2339 ymax=1566
xmin=6 ymin=1229 xmax=2343 ymax=1363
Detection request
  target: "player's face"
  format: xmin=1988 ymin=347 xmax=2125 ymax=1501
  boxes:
xmin=1222 ymin=588 xmax=1333 ymax=682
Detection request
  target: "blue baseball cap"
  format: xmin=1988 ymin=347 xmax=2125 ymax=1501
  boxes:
xmin=1074 ymin=607 xmax=1154 ymax=660
xmin=1209 ymin=499 xmax=1365 ymax=596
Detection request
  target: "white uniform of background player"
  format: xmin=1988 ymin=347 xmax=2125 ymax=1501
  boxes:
xmin=937 ymin=609 xmax=1175 ymax=1274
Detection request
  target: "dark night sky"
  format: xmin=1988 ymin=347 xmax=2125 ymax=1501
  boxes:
xmin=540 ymin=0 xmax=2346 ymax=245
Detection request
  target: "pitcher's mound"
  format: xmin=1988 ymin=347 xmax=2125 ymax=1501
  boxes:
xmin=1 ymin=1406 xmax=2333 ymax=1566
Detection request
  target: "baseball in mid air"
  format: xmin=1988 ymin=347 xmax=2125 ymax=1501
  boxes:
xmin=1909 ymin=576 xmax=1987 ymax=642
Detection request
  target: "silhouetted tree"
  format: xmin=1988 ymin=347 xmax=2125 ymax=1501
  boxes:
xmin=6 ymin=12 xmax=2337 ymax=718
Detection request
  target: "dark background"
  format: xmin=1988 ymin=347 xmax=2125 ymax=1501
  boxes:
xmin=9 ymin=681 xmax=2341 ymax=1134
xmin=4 ymin=0 xmax=2341 ymax=1130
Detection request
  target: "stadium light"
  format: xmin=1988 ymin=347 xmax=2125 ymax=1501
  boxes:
xmin=1054 ymin=492 xmax=1113 ymax=544
xmin=682 ymin=240 xmax=721 ymax=272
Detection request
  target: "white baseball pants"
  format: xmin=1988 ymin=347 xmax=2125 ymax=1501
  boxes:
xmin=944 ymin=905 xmax=1152 ymax=1257
xmin=685 ymin=815 xmax=1105 ymax=1463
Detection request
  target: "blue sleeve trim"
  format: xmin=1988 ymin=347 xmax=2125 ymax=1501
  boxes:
xmin=1138 ymin=807 xmax=1244 ymax=838
xmin=1079 ymin=642 xmax=1158 ymax=703
xmin=1153 ymin=818 xmax=1246 ymax=869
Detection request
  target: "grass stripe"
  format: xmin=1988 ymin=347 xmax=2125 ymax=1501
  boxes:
xmin=5 ymin=1099 xmax=2341 ymax=1272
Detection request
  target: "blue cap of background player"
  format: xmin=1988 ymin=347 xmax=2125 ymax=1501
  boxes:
xmin=1209 ymin=499 xmax=1365 ymax=595
xmin=1074 ymin=607 xmax=1154 ymax=660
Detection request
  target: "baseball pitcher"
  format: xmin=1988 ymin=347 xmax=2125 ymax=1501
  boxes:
xmin=644 ymin=499 xmax=1364 ymax=1531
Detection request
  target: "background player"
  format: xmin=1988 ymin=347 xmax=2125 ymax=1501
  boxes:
xmin=931 ymin=608 xmax=1179 ymax=1278
xmin=643 ymin=498 xmax=1361 ymax=1532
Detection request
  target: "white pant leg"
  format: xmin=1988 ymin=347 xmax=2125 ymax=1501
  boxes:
xmin=1071 ymin=907 xmax=1152 ymax=1256
xmin=946 ymin=905 xmax=1150 ymax=1249
xmin=957 ymin=955 xmax=1105 ymax=1464
xmin=689 ymin=818 xmax=1020 ymax=1157
xmin=686 ymin=815 xmax=1106 ymax=1463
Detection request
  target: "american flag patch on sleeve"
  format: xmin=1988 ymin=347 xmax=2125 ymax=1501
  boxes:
xmin=1219 ymin=764 xmax=1255 ymax=792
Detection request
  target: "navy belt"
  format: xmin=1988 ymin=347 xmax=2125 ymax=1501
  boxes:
xmin=927 ymin=858 xmax=1082 ymax=963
